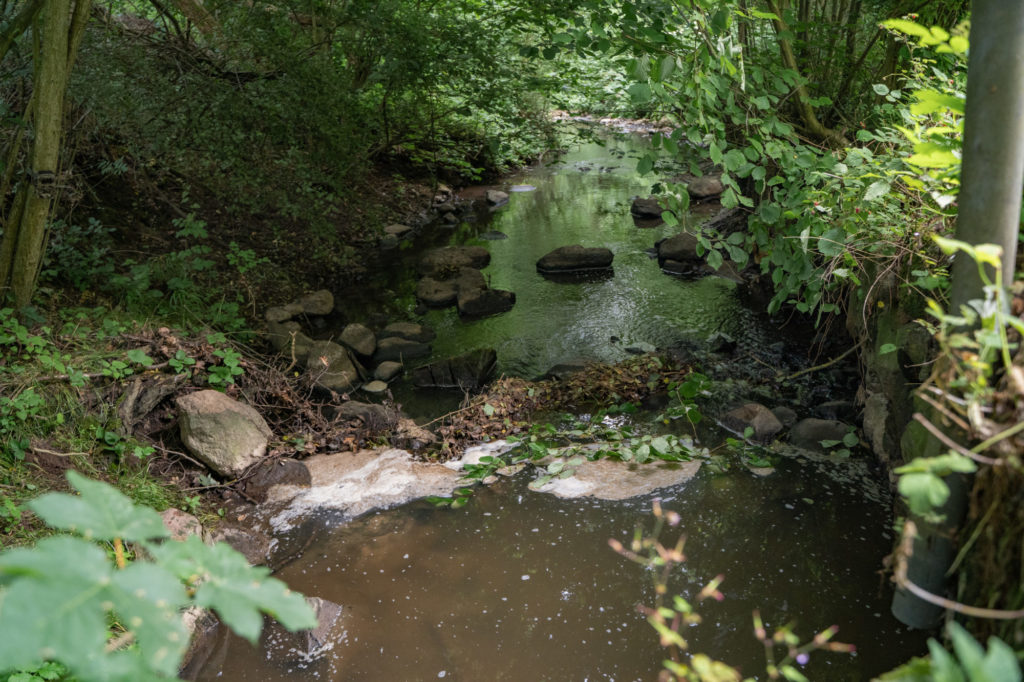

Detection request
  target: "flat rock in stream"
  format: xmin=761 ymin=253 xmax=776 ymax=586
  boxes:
xmin=536 ymin=245 xmax=614 ymax=274
xmin=374 ymin=336 xmax=431 ymax=363
xmin=457 ymin=287 xmax=516 ymax=317
xmin=532 ymin=459 xmax=702 ymax=500
xmin=380 ymin=321 xmax=436 ymax=344
xmin=657 ymin=232 xmax=700 ymax=265
xmin=267 ymin=449 xmax=464 ymax=530
xmin=630 ymin=196 xmax=665 ymax=219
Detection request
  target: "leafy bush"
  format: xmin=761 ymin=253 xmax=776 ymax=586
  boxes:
xmin=0 ymin=472 xmax=316 ymax=681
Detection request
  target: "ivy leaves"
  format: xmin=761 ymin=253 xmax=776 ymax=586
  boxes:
xmin=0 ymin=473 xmax=317 ymax=680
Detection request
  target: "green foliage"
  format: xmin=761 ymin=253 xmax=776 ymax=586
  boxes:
xmin=895 ymin=453 xmax=977 ymax=518
xmin=879 ymin=622 xmax=1022 ymax=682
xmin=0 ymin=472 xmax=316 ymax=681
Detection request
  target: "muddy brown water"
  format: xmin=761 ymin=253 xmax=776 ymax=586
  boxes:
xmin=198 ymin=128 xmax=928 ymax=680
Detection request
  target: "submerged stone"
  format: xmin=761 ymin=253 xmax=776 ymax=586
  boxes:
xmin=418 ymin=246 xmax=491 ymax=278
xmin=532 ymin=458 xmax=702 ymax=500
xmin=412 ymin=348 xmax=498 ymax=390
xmin=267 ymin=449 xmax=464 ymax=529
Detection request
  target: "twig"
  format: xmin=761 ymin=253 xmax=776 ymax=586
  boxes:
xmin=916 ymin=391 xmax=972 ymax=433
xmin=778 ymin=340 xmax=863 ymax=381
xmin=895 ymin=521 xmax=1024 ymax=620
xmin=971 ymin=420 xmax=1024 ymax=458
xmin=30 ymin=446 xmax=89 ymax=457
xmin=912 ymin=413 xmax=1000 ymax=466
xmin=150 ymin=442 xmax=206 ymax=470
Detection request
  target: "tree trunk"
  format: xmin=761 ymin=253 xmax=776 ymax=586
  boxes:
xmin=0 ymin=0 xmax=91 ymax=307
xmin=892 ymin=0 xmax=1024 ymax=630
xmin=764 ymin=0 xmax=849 ymax=146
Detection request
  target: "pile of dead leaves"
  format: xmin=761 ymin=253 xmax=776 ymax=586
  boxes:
xmin=436 ymin=354 xmax=691 ymax=458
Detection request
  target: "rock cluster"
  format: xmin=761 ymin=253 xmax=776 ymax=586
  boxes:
xmin=414 ymin=245 xmax=516 ymax=318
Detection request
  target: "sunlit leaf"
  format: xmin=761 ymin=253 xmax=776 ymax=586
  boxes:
xmin=30 ymin=472 xmax=169 ymax=542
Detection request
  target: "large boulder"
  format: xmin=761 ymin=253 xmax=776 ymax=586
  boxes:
xmin=457 ymin=287 xmax=516 ymax=317
xmin=339 ymin=323 xmax=376 ymax=358
xmin=657 ymin=232 xmax=700 ymax=265
xmin=536 ymin=245 xmax=614 ymax=273
xmin=630 ymin=196 xmax=664 ymax=219
xmin=721 ymin=403 xmax=784 ymax=443
xmin=304 ymin=340 xmax=362 ymax=393
xmin=374 ymin=336 xmax=431 ymax=363
xmin=380 ymin=321 xmax=436 ymax=344
xmin=177 ymin=391 xmax=272 ymax=478
xmin=412 ymin=348 xmax=498 ymax=390
xmin=418 ymin=246 xmax=490 ymax=278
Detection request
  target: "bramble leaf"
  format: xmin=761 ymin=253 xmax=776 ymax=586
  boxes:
xmin=151 ymin=536 xmax=316 ymax=644
xmin=30 ymin=471 xmax=170 ymax=542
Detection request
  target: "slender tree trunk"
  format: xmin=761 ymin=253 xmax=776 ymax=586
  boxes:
xmin=764 ymin=0 xmax=849 ymax=146
xmin=0 ymin=0 xmax=91 ymax=307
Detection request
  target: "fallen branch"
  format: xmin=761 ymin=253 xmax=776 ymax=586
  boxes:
xmin=778 ymin=340 xmax=864 ymax=382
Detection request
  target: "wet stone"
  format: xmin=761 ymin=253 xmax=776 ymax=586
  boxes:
xmin=630 ymin=196 xmax=664 ymax=219
xmin=687 ymin=175 xmax=725 ymax=200
xmin=374 ymin=336 xmax=431 ymax=363
xmin=536 ymin=245 xmax=614 ymax=273
xmin=789 ymin=418 xmax=851 ymax=452
xmin=657 ymin=232 xmax=700 ymax=265
xmin=457 ymin=288 xmax=516 ymax=318
xmin=418 ymin=246 xmax=491 ymax=278
xmin=486 ymin=189 xmax=509 ymax=205
xmin=298 ymin=289 xmax=334 ymax=316
xmin=416 ymin=277 xmax=458 ymax=307
xmin=340 ymin=323 xmax=376 ymax=358
xmin=380 ymin=321 xmax=436 ymax=344
xmin=721 ymin=403 xmax=783 ymax=443
xmin=533 ymin=458 xmax=702 ymax=500
xmin=374 ymin=361 xmax=403 ymax=382
xmin=384 ymin=223 xmax=414 ymax=238
xmin=362 ymin=380 xmax=389 ymax=395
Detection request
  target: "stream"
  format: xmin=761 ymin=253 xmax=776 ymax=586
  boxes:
xmin=198 ymin=127 xmax=927 ymax=680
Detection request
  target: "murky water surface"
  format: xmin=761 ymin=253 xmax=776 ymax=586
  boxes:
xmin=200 ymin=455 xmax=923 ymax=681
xmin=199 ymin=128 xmax=927 ymax=680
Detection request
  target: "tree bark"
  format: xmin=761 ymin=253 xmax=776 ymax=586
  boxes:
xmin=0 ymin=0 xmax=91 ymax=307
xmin=892 ymin=0 xmax=1024 ymax=630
